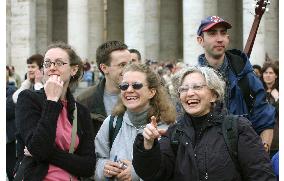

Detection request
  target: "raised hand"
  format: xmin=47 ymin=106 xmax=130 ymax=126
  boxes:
xmin=44 ymin=75 xmax=64 ymax=102
xmin=143 ymin=116 xmax=160 ymax=150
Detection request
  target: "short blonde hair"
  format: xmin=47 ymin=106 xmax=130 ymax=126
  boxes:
xmin=173 ymin=66 xmax=225 ymax=102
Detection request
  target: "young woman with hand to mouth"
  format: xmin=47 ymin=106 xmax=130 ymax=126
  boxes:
xmin=94 ymin=63 xmax=176 ymax=181
xmin=15 ymin=42 xmax=96 ymax=181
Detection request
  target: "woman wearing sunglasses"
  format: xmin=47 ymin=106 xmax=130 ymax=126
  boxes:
xmin=15 ymin=42 xmax=96 ymax=180
xmin=94 ymin=63 xmax=176 ymax=181
xmin=132 ymin=66 xmax=275 ymax=181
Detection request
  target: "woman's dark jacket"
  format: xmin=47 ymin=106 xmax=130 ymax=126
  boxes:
xmin=133 ymin=112 xmax=276 ymax=181
xmin=15 ymin=88 xmax=96 ymax=180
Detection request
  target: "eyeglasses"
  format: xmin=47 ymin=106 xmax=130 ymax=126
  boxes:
xmin=43 ymin=60 xmax=68 ymax=68
xmin=178 ymin=84 xmax=207 ymax=93
xmin=119 ymin=82 xmax=145 ymax=91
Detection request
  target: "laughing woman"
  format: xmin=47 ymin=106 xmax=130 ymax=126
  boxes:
xmin=15 ymin=42 xmax=96 ymax=180
xmin=132 ymin=66 xmax=275 ymax=181
xmin=94 ymin=63 xmax=176 ymax=181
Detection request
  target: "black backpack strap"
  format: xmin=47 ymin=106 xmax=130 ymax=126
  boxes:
xmin=227 ymin=50 xmax=255 ymax=113
xmin=109 ymin=115 xmax=123 ymax=150
xmin=222 ymin=115 xmax=240 ymax=172
xmin=170 ymin=123 xmax=184 ymax=156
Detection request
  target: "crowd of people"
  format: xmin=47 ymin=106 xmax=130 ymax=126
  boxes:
xmin=6 ymin=15 xmax=279 ymax=181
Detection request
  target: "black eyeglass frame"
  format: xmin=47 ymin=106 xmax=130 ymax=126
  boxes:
xmin=118 ymin=82 xmax=146 ymax=91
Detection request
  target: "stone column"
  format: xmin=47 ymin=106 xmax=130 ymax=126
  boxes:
xmin=88 ymin=0 xmax=104 ymax=62
xmin=218 ymin=0 xmax=242 ymax=49
xmin=160 ymin=0 xmax=180 ymax=61
xmin=183 ymin=0 xmax=204 ymax=65
xmin=204 ymin=0 xmax=217 ymax=17
xmin=52 ymin=0 xmax=67 ymax=43
xmin=6 ymin=0 xmax=12 ymax=65
xmin=264 ymin=0 xmax=279 ymax=61
xmin=107 ymin=0 xmax=124 ymax=42
xmin=243 ymin=0 xmax=265 ymax=65
xmin=124 ymin=0 xmax=145 ymax=59
xmin=145 ymin=0 xmax=160 ymax=61
xmin=11 ymin=0 xmax=36 ymax=80
xmin=36 ymin=0 xmax=52 ymax=54
xmin=68 ymin=0 xmax=88 ymax=60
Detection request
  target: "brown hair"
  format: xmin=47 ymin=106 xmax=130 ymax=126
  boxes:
xmin=261 ymin=61 xmax=279 ymax=91
xmin=96 ymin=40 xmax=128 ymax=75
xmin=45 ymin=41 xmax=84 ymax=88
xmin=27 ymin=54 xmax=44 ymax=69
xmin=112 ymin=63 xmax=176 ymax=124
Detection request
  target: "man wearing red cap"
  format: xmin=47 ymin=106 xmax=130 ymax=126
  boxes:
xmin=197 ymin=16 xmax=275 ymax=153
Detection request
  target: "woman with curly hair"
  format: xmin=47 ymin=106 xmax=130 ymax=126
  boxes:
xmin=95 ymin=63 xmax=176 ymax=181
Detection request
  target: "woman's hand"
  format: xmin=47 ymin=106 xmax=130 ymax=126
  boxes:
xmin=271 ymin=89 xmax=279 ymax=102
xmin=24 ymin=146 xmax=32 ymax=157
xmin=116 ymin=160 xmax=132 ymax=181
xmin=44 ymin=75 xmax=64 ymax=102
xmin=104 ymin=160 xmax=123 ymax=178
xmin=143 ymin=116 xmax=161 ymax=150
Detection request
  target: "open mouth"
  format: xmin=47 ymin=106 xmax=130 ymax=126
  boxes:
xmin=186 ymin=99 xmax=200 ymax=107
xmin=126 ymin=96 xmax=139 ymax=101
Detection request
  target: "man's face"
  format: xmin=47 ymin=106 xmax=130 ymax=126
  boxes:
xmin=197 ymin=24 xmax=230 ymax=60
xmin=130 ymin=53 xmax=140 ymax=64
xmin=103 ymin=49 xmax=132 ymax=89
xmin=27 ymin=62 xmax=40 ymax=80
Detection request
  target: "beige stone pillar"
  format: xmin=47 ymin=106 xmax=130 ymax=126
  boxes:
xmin=68 ymin=0 xmax=88 ymax=60
xmin=36 ymin=0 xmax=52 ymax=54
xmin=145 ymin=0 xmax=160 ymax=61
xmin=11 ymin=0 xmax=36 ymax=80
xmin=264 ymin=0 xmax=279 ymax=61
xmin=52 ymin=0 xmax=67 ymax=43
xmin=6 ymin=0 xmax=12 ymax=65
xmin=204 ymin=0 xmax=217 ymax=17
xmin=160 ymin=0 xmax=180 ymax=61
xmin=88 ymin=0 xmax=104 ymax=61
xmin=107 ymin=0 xmax=124 ymax=42
xmin=124 ymin=0 xmax=145 ymax=59
xmin=218 ymin=0 xmax=242 ymax=49
xmin=183 ymin=0 xmax=204 ymax=65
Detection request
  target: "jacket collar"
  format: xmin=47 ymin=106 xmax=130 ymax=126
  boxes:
xmin=92 ymin=78 xmax=107 ymax=117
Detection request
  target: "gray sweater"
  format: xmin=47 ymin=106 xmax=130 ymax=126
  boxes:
xmin=94 ymin=111 xmax=168 ymax=181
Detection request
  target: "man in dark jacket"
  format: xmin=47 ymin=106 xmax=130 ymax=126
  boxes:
xmin=77 ymin=41 xmax=131 ymax=136
xmin=196 ymin=16 xmax=275 ymax=152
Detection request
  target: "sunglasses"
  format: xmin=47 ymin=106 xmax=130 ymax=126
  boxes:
xmin=119 ymin=82 xmax=145 ymax=91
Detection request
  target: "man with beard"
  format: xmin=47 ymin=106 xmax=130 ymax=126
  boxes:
xmin=196 ymin=16 xmax=275 ymax=153
xmin=77 ymin=40 xmax=132 ymax=136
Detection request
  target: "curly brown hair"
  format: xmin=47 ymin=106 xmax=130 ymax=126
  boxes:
xmin=112 ymin=63 xmax=176 ymax=124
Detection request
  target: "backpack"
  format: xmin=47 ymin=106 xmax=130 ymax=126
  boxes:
xmin=226 ymin=50 xmax=256 ymax=114
xmin=109 ymin=115 xmax=123 ymax=150
xmin=170 ymin=114 xmax=240 ymax=172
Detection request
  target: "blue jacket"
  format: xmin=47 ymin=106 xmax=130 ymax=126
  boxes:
xmin=198 ymin=49 xmax=275 ymax=134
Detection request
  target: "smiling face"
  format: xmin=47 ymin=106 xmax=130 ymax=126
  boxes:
xmin=43 ymin=48 xmax=78 ymax=86
xmin=179 ymin=72 xmax=217 ymax=117
xmin=120 ymin=71 xmax=156 ymax=113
